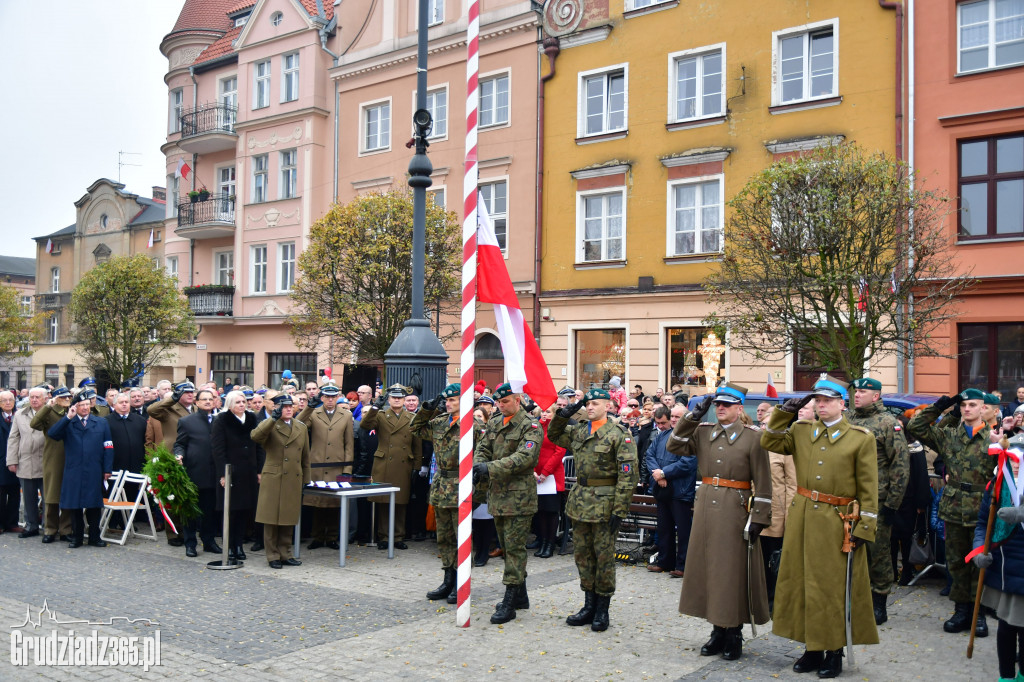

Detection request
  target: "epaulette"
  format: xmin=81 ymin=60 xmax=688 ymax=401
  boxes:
xmin=850 ymin=425 xmax=872 ymax=435
xmin=744 ymin=424 xmax=760 ymax=431
xmin=697 ymin=422 xmax=714 ymax=427
xmin=615 ymin=421 xmax=630 ymax=433
xmin=794 ymin=419 xmax=814 ymax=425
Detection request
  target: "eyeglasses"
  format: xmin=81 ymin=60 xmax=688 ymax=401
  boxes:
xmin=627 ymin=402 xmax=639 ymax=407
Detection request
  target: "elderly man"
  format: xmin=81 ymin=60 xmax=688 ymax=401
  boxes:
xmin=175 ymin=389 xmax=221 ymax=557
xmin=7 ymin=386 xmax=46 ymax=537
xmin=147 ymin=381 xmax=196 ymax=546
xmin=31 ymin=387 xmax=74 ymax=543
xmin=105 ymin=393 xmax=148 ymax=531
xmin=0 ymin=391 xmax=22 ymax=533
xmin=128 ymin=388 xmax=147 ymax=417
xmin=297 ymin=382 xmax=353 ymax=550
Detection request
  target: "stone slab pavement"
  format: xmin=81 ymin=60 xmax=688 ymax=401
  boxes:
xmin=0 ymin=530 xmax=1000 ymax=680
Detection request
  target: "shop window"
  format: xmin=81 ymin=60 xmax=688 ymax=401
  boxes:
xmin=268 ymin=353 xmax=317 ymax=390
xmin=666 ymin=328 xmax=726 ymax=389
xmin=210 ymin=353 xmax=254 ymax=389
xmin=575 ymin=328 xmax=625 ymax=390
xmin=958 ymin=322 xmax=1024 ymax=396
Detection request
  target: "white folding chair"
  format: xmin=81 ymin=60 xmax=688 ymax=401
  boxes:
xmin=100 ymin=472 xmax=157 ymax=545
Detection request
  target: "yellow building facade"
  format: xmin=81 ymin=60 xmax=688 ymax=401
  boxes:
xmin=538 ymin=0 xmax=901 ymax=395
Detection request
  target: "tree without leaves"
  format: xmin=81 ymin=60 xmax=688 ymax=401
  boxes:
xmin=68 ymin=254 xmax=197 ymax=386
xmin=703 ymin=143 xmax=974 ymax=380
xmin=0 ymin=283 xmax=50 ymax=363
xmin=288 ymin=189 xmax=461 ymax=363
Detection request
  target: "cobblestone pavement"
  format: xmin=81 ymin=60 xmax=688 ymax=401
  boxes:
xmin=0 ymin=529 xmax=1000 ymax=680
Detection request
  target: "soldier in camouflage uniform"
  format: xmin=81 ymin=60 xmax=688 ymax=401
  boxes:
xmin=907 ymin=388 xmax=992 ymax=638
xmin=412 ymin=383 xmax=471 ymax=604
xmin=472 ymin=383 xmax=542 ymax=624
xmin=846 ymin=377 xmax=910 ymax=625
xmin=548 ymin=387 xmax=639 ymax=632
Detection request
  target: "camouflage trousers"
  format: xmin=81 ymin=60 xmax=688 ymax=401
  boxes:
xmin=573 ymin=520 xmax=617 ymax=596
xmin=867 ymin=518 xmax=893 ymax=594
xmin=946 ymin=523 xmax=980 ymax=604
xmin=435 ymin=505 xmax=458 ymax=570
xmin=493 ymin=515 xmax=531 ymax=586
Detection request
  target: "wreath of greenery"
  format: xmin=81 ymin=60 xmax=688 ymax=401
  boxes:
xmin=141 ymin=443 xmax=201 ymax=523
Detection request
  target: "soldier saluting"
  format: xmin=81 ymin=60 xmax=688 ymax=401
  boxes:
xmin=547 ymin=387 xmax=638 ymax=632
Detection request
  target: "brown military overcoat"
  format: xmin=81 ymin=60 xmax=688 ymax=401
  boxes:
xmin=360 ymin=406 xmax=422 ymax=504
xmin=297 ymin=404 xmax=354 ymax=508
xmin=252 ymin=417 xmax=311 ymax=525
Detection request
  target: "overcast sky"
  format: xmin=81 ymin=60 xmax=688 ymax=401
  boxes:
xmin=0 ymin=1 xmax=185 ymax=259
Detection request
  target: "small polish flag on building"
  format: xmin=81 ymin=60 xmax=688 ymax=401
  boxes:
xmin=766 ymin=373 xmax=778 ymax=398
xmin=148 ymin=229 xmax=155 ymax=249
xmin=175 ymin=158 xmax=191 ymax=180
xmin=45 ymin=239 xmax=53 ymax=254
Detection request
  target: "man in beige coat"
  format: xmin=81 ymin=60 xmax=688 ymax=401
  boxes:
xmin=297 ymin=382 xmax=353 ymax=550
xmin=7 ymin=387 xmax=47 ymax=537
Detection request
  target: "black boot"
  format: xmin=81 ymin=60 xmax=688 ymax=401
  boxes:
xmin=566 ymin=591 xmax=596 ymax=626
xmin=872 ymin=591 xmax=888 ymax=625
xmin=491 ymin=585 xmax=518 ymax=624
xmin=792 ymin=649 xmax=824 ymax=673
xmin=943 ymin=602 xmax=972 ymax=633
xmin=539 ymin=540 xmax=554 ymax=558
xmin=494 ymin=580 xmax=530 ymax=609
xmin=533 ymin=539 xmax=545 ymax=556
xmin=473 ymin=520 xmax=492 ymax=567
xmin=590 ymin=594 xmax=610 ymax=632
xmin=975 ymin=610 xmax=989 ymax=638
xmin=700 ymin=626 xmax=727 ymax=656
xmin=446 ymin=578 xmax=458 ymax=604
xmin=817 ymin=649 xmax=843 ymax=678
xmin=721 ymin=627 xmax=743 ymax=660
xmin=427 ymin=568 xmax=457 ymax=601
xmin=526 ymin=537 xmax=541 ymax=550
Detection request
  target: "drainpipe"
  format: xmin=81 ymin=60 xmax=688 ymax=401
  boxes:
xmin=534 ymin=36 xmax=560 ymax=342
xmin=333 ymin=89 xmax=340 ymax=204
xmin=188 ymin=66 xmax=199 ymax=290
xmin=907 ymin=0 xmax=916 ymax=394
xmin=319 ymin=17 xmax=340 ymax=62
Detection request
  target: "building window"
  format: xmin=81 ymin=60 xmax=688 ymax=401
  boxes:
xmin=165 ymin=256 xmax=178 ymax=279
xmin=268 ymin=353 xmax=316 ymax=390
xmin=218 ymin=166 xmax=236 ymax=220
xmin=169 ymin=88 xmax=183 ymax=133
xmin=669 ymin=176 xmax=723 ymax=255
xmin=579 ymin=66 xmax=627 ymax=136
xmin=479 ymin=74 xmax=510 ymax=128
xmin=480 ymin=181 xmax=508 ymax=252
xmin=666 ymin=328 xmax=724 ymax=389
xmin=20 ymin=296 xmax=31 ymax=314
xmin=253 ymin=60 xmax=271 ymax=109
xmin=575 ymin=328 xmax=626 ymax=390
xmin=251 ymin=245 xmax=267 ymax=294
xmin=210 ymin=353 xmax=254 ymax=389
xmin=775 ymin=21 xmax=837 ymax=104
xmin=50 ymin=242 xmax=61 ymax=255
xmin=44 ymin=365 xmax=59 ymax=385
xmin=47 ymin=315 xmax=58 ymax=343
xmin=167 ymin=175 xmax=179 ymax=218
xmin=628 ymin=0 xmax=670 ymax=8
xmin=578 ymin=190 xmax=625 ymax=263
xmin=426 ymin=88 xmax=447 ymax=139
xmin=219 ymin=77 xmax=238 ymax=130
xmin=51 ymin=267 xmax=60 ymax=293
xmin=270 ymin=11 xmax=283 ymax=26
xmin=281 ymin=52 xmax=299 ymax=102
xmin=428 ymin=188 xmax=445 ymax=208
xmin=278 ymin=242 xmax=296 ymax=293
xmin=428 ymin=0 xmax=444 ymax=25
xmin=959 ymin=0 xmax=1024 ymax=73
xmin=252 ymin=154 xmax=268 ymax=203
xmin=362 ymin=101 xmax=390 ymax=152
xmin=671 ymin=47 xmax=724 ymax=122
xmin=959 ymin=133 xmax=1024 ymax=238
xmin=958 ymin=322 xmax=1024 ymax=396
xmin=279 ymin=149 xmax=297 ymax=199
xmin=215 ymin=251 xmax=234 ymax=285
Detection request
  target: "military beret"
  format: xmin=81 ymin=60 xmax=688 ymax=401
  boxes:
xmin=474 ymin=395 xmax=495 ymax=406
xmin=557 ymin=385 xmax=577 ymax=397
xmin=492 ymin=383 xmax=515 ymax=400
xmin=319 ymin=382 xmax=341 ymax=397
xmin=958 ymin=388 xmax=986 ymax=402
xmin=71 ymin=390 xmax=95 ymax=405
xmin=851 ymin=377 xmax=882 ymax=391
xmin=442 ymin=383 xmax=461 ymax=399
xmin=272 ymin=394 xmax=294 ymax=406
xmin=713 ymin=383 xmax=747 ymax=405
xmin=51 ymin=386 xmax=71 ymax=399
xmin=810 ymin=374 xmax=849 ymax=400
xmin=983 ymin=392 xmax=1001 ymax=406
xmin=585 ymin=387 xmax=610 ymax=401
xmin=387 ymin=383 xmax=407 ymax=397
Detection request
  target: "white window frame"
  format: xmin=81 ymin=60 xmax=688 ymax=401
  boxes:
xmin=626 ymin=0 xmax=671 ymax=8
xmin=219 ymin=75 xmax=238 ymax=130
xmin=20 ymin=296 xmax=31 ymax=314
xmin=427 ymin=186 xmax=446 ymax=209
xmin=577 ymin=63 xmax=629 ymax=138
xmin=957 ymin=0 xmax=1024 ymax=74
xmin=281 ymin=52 xmax=299 ymax=103
xmin=360 ymin=98 xmax=392 ymax=154
xmin=216 ymin=164 xmax=236 ymax=221
xmin=213 ymin=250 xmax=234 ymax=286
xmin=167 ymin=174 xmax=179 ymax=218
xmin=279 ymin=149 xmax=297 ymax=199
xmin=253 ymin=59 xmax=271 ymax=109
xmin=47 ymin=315 xmax=58 ymax=344
xmin=250 ymin=245 xmax=268 ymax=294
xmin=566 ymin=322 xmax=631 ymax=394
xmin=278 ymin=242 xmax=296 ymax=293
xmin=479 ymin=178 xmax=509 ymax=255
xmin=479 ymin=71 xmax=511 ymax=129
xmin=421 ymin=86 xmax=448 ymax=140
xmin=666 ymin=174 xmax=725 ymax=257
xmin=51 ymin=267 xmax=60 ymax=293
xmin=772 ymin=18 xmax=839 ymax=106
xmin=576 ymin=187 xmax=627 ymax=264
xmin=165 ymin=256 xmax=178 ymax=279
xmin=667 ymin=43 xmax=726 ymax=123
xmin=252 ymin=154 xmax=268 ymax=203
xmin=428 ymin=0 xmax=444 ymax=26
xmin=169 ymin=88 xmax=183 ymax=133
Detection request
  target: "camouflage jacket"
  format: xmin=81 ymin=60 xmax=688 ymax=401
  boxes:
xmin=846 ymin=401 xmax=910 ymax=512
xmin=907 ymin=403 xmax=992 ymax=527
xmin=548 ymin=414 xmax=638 ymax=523
xmin=473 ymin=408 xmax=541 ymax=516
xmin=411 ymin=408 xmax=480 ymax=508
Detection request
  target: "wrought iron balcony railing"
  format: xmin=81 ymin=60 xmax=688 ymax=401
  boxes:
xmin=180 ymin=103 xmax=237 ymax=138
xmin=177 ymin=193 xmax=235 ymax=228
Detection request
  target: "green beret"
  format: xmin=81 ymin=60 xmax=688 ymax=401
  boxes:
xmin=492 ymin=383 xmax=515 ymax=400
xmin=442 ymin=383 xmax=461 ymax=398
xmin=851 ymin=377 xmax=882 ymax=391
xmin=958 ymin=388 xmax=986 ymax=402
xmin=983 ymin=392 xmax=1001 ymax=406
xmin=585 ymin=387 xmax=610 ymax=401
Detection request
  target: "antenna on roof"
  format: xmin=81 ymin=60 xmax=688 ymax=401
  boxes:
xmin=117 ymin=151 xmax=142 ymax=183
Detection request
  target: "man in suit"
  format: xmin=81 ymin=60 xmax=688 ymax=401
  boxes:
xmin=0 ymin=391 xmax=22 ymax=533
xmin=105 ymin=392 xmax=148 ymax=530
xmin=128 ymin=388 xmax=148 ymax=417
xmin=297 ymin=382 xmax=354 ymax=550
xmin=174 ymin=389 xmax=221 ymax=557
xmin=147 ymin=381 xmax=195 ymax=546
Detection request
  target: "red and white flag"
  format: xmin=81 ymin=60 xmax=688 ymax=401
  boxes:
xmin=857 ymin=277 xmax=868 ymax=311
xmin=147 ymin=229 xmax=155 ymax=249
xmin=766 ymin=373 xmax=778 ymax=398
xmin=477 ymin=194 xmax=556 ymax=410
xmin=175 ymin=158 xmax=191 ymax=180
xmin=45 ymin=239 xmax=53 ymax=254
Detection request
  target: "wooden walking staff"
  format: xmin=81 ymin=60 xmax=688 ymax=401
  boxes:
xmin=967 ymin=486 xmax=998 ymax=659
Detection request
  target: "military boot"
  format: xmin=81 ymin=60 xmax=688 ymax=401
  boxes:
xmin=590 ymin=595 xmax=611 ymax=632
xmin=494 ymin=580 xmax=530 ymax=609
xmin=975 ymin=610 xmax=989 ymax=638
xmin=721 ymin=627 xmax=743 ymax=660
xmin=872 ymin=592 xmax=888 ymax=625
xmin=446 ymin=577 xmax=458 ymax=604
xmin=566 ymin=591 xmax=596 ymax=626
xmin=491 ymin=585 xmax=518 ymax=624
xmin=426 ymin=568 xmax=456 ymax=601
xmin=817 ymin=649 xmax=843 ymax=678
xmin=943 ymin=602 xmax=972 ymax=633
xmin=700 ymin=626 xmax=727 ymax=656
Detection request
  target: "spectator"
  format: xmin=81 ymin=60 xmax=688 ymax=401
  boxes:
xmin=212 ymin=390 xmax=265 ymax=563
xmin=31 ymin=387 xmax=74 ymax=543
xmin=646 ymin=404 xmax=695 ymax=577
xmin=0 ymin=391 xmax=22 ymax=533
xmin=607 ymin=376 xmax=628 ymax=412
xmin=533 ymin=406 xmax=566 ymax=559
xmin=760 ymin=425 xmax=797 ymax=613
xmin=892 ymin=439 xmax=932 ymax=585
xmin=756 ymin=402 xmax=773 ymax=427
xmin=305 ymin=381 xmax=322 ymax=409
xmin=661 ymin=393 xmax=675 ymax=409
xmin=1003 ymin=386 xmax=1024 ymax=418
xmin=346 ymin=391 xmax=359 ymax=412
xmin=105 ymin=393 xmax=148 ymax=530
xmin=6 ymin=386 xmax=46 ymax=538
xmin=174 ymin=389 xmax=221 ymax=558
xmin=128 ymin=388 xmax=147 ymax=417
xmin=405 ymin=393 xmax=432 ymax=542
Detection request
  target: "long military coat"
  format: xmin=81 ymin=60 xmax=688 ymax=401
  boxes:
xmin=360 ymin=406 xmax=422 ymax=504
xmin=297 ymin=404 xmax=354 ymax=508
xmin=761 ymin=409 xmax=879 ymax=650
xmin=474 ymin=408 xmax=541 ymax=517
xmin=548 ymin=415 xmax=637 ymax=523
xmin=668 ymin=418 xmax=772 ymax=627
xmin=31 ymin=404 xmax=67 ymax=503
xmin=252 ymin=417 xmax=310 ymax=526
xmin=411 ymin=408 xmax=472 ymax=509
xmin=147 ymin=396 xmax=193 ymax=450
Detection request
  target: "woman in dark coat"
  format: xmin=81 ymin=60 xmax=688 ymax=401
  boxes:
xmin=212 ymin=390 xmax=265 ymax=561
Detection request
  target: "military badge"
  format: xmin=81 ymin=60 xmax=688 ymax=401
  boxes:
xmin=525 ymin=442 xmax=535 ymax=449
xmin=621 ymin=463 xmax=631 ymax=474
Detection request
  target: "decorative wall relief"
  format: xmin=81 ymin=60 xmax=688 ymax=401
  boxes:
xmin=247 ymin=127 xmax=304 ymax=150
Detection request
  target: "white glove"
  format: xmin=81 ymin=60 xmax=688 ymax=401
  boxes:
xmin=419 ymin=466 xmax=428 ymax=478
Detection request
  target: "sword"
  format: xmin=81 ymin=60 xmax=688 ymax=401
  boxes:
xmin=839 ymin=501 xmax=860 ymax=668
xmin=743 ymin=504 xmax=757 ymax=638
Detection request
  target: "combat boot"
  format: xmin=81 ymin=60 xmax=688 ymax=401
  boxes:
xmin=721 ymin=627 xmax=743 ymax=660
xmin=446 ymin=577 xmax=458 ymax=604
xmin=427 ymin=568 xmax=456 ymax=601
xmin=566 ymin=590 xmax=596 ymax=626
xmin=975 ymin=610 xmax=989 ymax=638
xmin=590 ymin=594 xmax=611 ymax=632
xmin=700 ymin=626 xmax=727 ymax=656
xmin=493 ymin=580 xmax=530 ymax=609
xmin=872 ymin=592 xmax=888 ymax=625
xmin=491 ymin=585 xmax=518 ymax=624
xmin=817 ymin=649 xmax=843 ymax=678
xmin=943 ymin=602 xmax=972 ymax=633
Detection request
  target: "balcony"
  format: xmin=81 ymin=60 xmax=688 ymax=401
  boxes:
xmin=178 ymin=103 xmax=238 ymax=154
xmin=36 ymin=292 xmax=70 ymax=309
xmin=184 ymin=285 xmax=234 ymax=319
xmin=175 ymin=193 xmax=236 ymax=239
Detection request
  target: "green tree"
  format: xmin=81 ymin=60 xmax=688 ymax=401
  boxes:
xmin=0 ymin=283 xmax=49 ymax=362
xmin=703 ymin=143 xmax=973 ymax=380
xmin=289 ymin=189 xmax=461 ymax=362
xmin=68 ymin=254 xmax=197 ymax=386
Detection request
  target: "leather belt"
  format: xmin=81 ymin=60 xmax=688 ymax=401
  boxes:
xmin=311 ymin=461 xmax=353 ymax=468
xmin=579 ymin=477 xmax=616 ymax=487
xmin=438 ymin=469 xmax=460 ymax=478
xmin=797 ymin=486 xmax=855 ymax=506
xmin=701 ymin=476 xmax=751 ymax=490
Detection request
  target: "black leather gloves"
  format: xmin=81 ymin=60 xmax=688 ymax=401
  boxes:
xmin=690 ymin=394 xmax=715 ymax=420
xmin=780 ymin=395 xmax=814 ymax=414
xmin=558 ymin=399 xmax=585 ymax=419
xmin=472 ymin=462 xmax=489 ymax=484
xmin=373 ymin=394 xmax=388 ymax=410
xmin=608 ymin=515 xmax=624 ymax=535
xmin=933 ymin=395 xmax=958 ymax=412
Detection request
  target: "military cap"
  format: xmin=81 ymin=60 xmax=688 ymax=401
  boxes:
xmin=256 ymin=387 xmax=268 ymax=395
xmin=272 ymin=394 xmax=294 ymax=406
xmin=851 ymin=377 xmax=882 ymax=391
xmin=810 ymin=374 xmax=849 ymax=400
xmin=585 ymin=387 xmax=611 ymax=401
xmin=983 ymin=392 xmax=1001 ymax=406
xmin=386 ymin=383 xmax=407 ymax=398
xmin=712 ymin=382 xmax=748 ymax=405
xmin=958 ymin=388 xmax=986 ymax=402
xmin=71 ymin=389 xmax=95 ymax=405
xmin=442 ymin=383 xmax=461 ymax=398
xmin=474 ymin=395 xmax=495 ymax=406
xmin=242 ymin=389 xmax=255 ymax=398
xmin=557 ymin=385 xmax=577 ymax=397
xmin=1007 ymin=433 xmax=1024 ymax=450
xmin=1014 ymin=404 xmax=1024 ymax=416
xmin=319 ymin=382 xmax=341 ymax=397
xmin=78 ymin=377 xmax=96 ymax=388
xmin=492 ymin=383 xmax=515 ymax=400
xmin=175 ymin=381 xmax=196 ymax=394
xmin=51 ymin=386 xmax=71 ymax=399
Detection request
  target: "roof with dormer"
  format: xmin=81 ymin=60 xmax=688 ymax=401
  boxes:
xmin=168 ymin=0 xmax=237 ymax=37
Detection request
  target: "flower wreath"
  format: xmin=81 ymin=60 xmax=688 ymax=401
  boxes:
xmin=141 ymin=443 xmax=201 ymax=531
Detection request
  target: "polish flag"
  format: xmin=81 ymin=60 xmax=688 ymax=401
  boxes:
xmin=45 ymin=239 xmax=53 ymax=254
xmin=766 ymin=373 xmax=778 ymax=399
xmin=857 ymin=278 xmax=868 ymax=311
xmin=175 ymin=158 xmax=191 ymax=180
xmin=148 ymin=229 xmax=155 ymax=249
xmin=477 ymin=194 xmax=557 ymax=410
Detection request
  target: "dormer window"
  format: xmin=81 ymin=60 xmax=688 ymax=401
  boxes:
xmin=234 ymin=15 xmax=249 ymax=27
xmin=271 ymin=11 xmax=283 ymax=26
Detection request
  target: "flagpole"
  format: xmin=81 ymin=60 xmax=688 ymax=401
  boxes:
xmin=457 ymin=0 xmax=481 ymax=629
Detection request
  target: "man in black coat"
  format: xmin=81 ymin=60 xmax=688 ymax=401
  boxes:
xmin=0 ymin=391 xmax=22 ymax=533
xmin=174 ymin=389 xmax=221 ymax=557
xmin=105 ymin=393 xmax=148 ymax=530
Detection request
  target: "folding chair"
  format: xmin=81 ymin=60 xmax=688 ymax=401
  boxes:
xmin=100 ymin=471 xmax=157 ymax=545
xmin=558 ymin=455 xmax=576 ymax=555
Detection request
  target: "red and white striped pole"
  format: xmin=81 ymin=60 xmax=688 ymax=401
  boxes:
xmin=456 ymin=0 xmax=481 ymax=628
